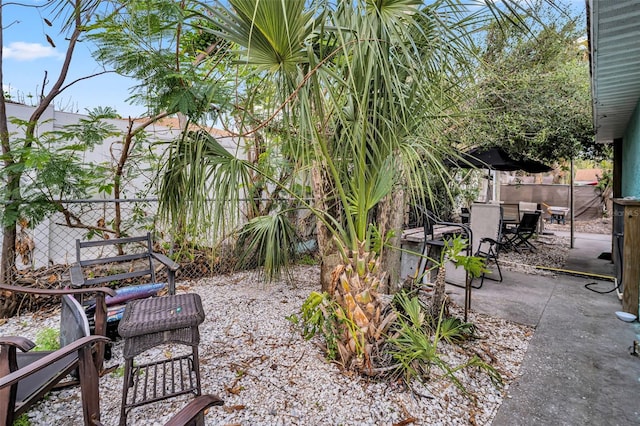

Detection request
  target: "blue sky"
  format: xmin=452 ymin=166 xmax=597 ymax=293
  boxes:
xmin=2 ymin=0 xmax=587 ymax=119
xmin=2 ymin=1 xmax=146 ymax=117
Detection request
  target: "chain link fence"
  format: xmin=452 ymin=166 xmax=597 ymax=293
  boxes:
xmin=3 ymin=198 xmax=319 ymax=290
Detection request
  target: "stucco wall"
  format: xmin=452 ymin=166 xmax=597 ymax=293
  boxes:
xmin=500 ymin=184 xmax=603 ymax=221
xmin=1 ymin=103 xmax=245 ymax=270
xmin=622 ymin=100 xmax=640 ymax=197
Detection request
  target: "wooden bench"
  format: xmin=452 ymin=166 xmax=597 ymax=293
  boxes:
xmin=70 ymin=233 xmax=180 ymax=331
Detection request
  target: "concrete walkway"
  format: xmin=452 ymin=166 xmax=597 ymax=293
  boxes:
xmin=447 ymin=232 xmax=640 ymax=425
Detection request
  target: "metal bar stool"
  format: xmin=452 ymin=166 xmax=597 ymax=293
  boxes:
xmin=117 ymin=293 xmax=205 ymax=425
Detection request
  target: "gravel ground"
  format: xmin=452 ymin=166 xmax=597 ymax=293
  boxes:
xmin=543 ymin=217 xmax=612 ymax=235
xmin=4 ymin=221 xmax=611 ymax=425
xmin=496 ymin=217 xmax=612 ymax=275
xmin=3 ymin=266 xmax=534 ymax=426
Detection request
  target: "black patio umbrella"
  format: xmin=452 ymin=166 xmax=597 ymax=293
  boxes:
xmin=452 ymin=147 xmax=553 ymax=173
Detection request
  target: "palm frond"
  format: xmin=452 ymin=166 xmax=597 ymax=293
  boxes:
xmin=236 ymin=211 xmax=298 ymax=281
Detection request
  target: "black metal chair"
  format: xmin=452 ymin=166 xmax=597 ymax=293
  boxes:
xmin=473 ymin=236 xmax=504 ymax=288
xmin=503 ymin=211 xmax=541 ymax=252
xmin=413 ymin=206 xmax=447 ymax=283
xmin=460 ymin=207 xmax=470 ymax=224
xmin=469 ymin=206 xmax=506 ymax=289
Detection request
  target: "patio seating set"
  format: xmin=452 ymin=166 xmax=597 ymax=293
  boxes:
xmin=0 ymin=233 xmax=223 ymax=425
xmin=405 ymin=202 xmax=548 ymax=292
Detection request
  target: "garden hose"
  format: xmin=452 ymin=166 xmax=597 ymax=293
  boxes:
xmin=496 ymin=259 xmax=621 ymax=300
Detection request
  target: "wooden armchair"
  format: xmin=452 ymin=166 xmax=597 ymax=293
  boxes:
xmin=1 ymin=334 xmax=223 ymax=426
xmin=0 ymin=334 xmax=110 ymax=425
xmin=0 ymin=282 xmax=115 ymax=425
xmin=0 ymin=284 xmax=115 ymax=370
xmin=164 ymin=395 xmax=224 ymax=426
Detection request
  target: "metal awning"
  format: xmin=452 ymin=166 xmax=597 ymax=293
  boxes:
xmin=589 ymin=1 xmax=640 ymax=143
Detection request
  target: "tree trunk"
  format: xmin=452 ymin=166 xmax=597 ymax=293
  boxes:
xmin=312 ymin=163 xmax=337 ymax=292
xmin=0 ymin=1 xmax=82 ymax=286
xmin=0 ymin=223 xmax=17 ymax=317
xmin=320 ymin=252 xmax=341 ymax=293
xmin=428 ymin=262 xmax=449 ymax=320
xmin=0 ymin=5 xmax=15 ymax=292
xmin=378 ymin=188 xmax=405 ymax=294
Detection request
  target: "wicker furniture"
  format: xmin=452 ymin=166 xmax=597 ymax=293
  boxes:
xmin=71 ymin=233 xmax=180 ymax=337
xmin=118 ymin=293 xmax=205 ymax=426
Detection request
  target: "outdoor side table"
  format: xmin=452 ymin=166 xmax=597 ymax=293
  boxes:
xmin=547 ymin=206 xmax=570 ymax=224
xmin=117 ymin=293 xmax=205 ymax=426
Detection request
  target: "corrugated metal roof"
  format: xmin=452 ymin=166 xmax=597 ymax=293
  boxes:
xmin=590 ymin=0 xmax=640 ymax=143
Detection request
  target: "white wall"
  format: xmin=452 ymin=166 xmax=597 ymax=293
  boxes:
xmin=2 ymin=103 xmax=245 ymax=270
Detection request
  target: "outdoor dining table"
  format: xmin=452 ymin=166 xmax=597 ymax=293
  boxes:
xmin=547 ymin=206 xmax=570 ymax=224
xmin=401 ymin=224 xmax=465 ymax=244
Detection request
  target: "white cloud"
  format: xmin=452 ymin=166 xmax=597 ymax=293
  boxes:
xmin=3 ymin=41 xmax=62 ymax=61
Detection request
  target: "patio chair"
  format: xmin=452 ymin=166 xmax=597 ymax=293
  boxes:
xmin=71 ymin=233 xmax=180 ymax=336
xmin=460 ymin=207 xmax=470 ymax=224
xmin=472 ymin=236 xmax=505 ymax=289
xmin=164 ymin=394 xmax=225 ymax=426
xmin=0 ymin=283 xmax=222 ymax=426
xmin=1 ymin=334 xmax=222 ymax=426
xmin=468 ymin=204 xmax=505 ymax=289
xmin=0 ymin=283 xmax=115 ymax=425
xmin=503 ymin=211 xmax=541 ymax=252
xmin=413 ymin=205 xmax=449 ymax=283
xmin=1 ymin=334 xmax=110 ymax=426
xmin=501 ymin=203 xmax=520 ymax=226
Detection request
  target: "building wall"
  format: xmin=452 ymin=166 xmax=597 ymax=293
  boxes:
xmin=2 ymin=103 xmax=245 ymax=270
xmin=622 ymin=100 xmax=640 ymax=197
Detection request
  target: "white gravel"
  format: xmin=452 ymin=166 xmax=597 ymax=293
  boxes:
xmin=2 ymin=266 xmax=533 ymax=425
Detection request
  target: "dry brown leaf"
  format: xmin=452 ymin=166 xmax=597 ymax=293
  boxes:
xmin=469 ymin=410 xmax=478 ymax=426
xmin=222 ymin=405 xmax=246 ymax=413
xmin=393 ymin=417 xmax=417 ymax=426
xmin=225 ymin=385 xmax=243 ymax=395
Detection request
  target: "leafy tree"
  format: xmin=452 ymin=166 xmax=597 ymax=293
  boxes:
xmin=12 ymin=108 xmax=120 ymax=229
xmin=88 ymin=0 xmax=243 ymax=251
xmin=0 ymin=0 xmax=215 ymax=316
xmin=452 ymin=6 xmax=596 ymax=163
xmin=0 ymin=0 xmax=110 ymax=292
xmin=89 ymin=0 xmax=234 ymax=121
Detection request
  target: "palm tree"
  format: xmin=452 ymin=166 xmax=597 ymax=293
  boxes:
xmin=159 ymin=0 xmax=551 ymax=372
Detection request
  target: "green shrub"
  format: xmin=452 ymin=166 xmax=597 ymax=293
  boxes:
xmin=389 ymin=292 xmax=502 ymax=391
xmin=288 ymin=291 xmax=343 ymax=361
xmin=34 ymin=327 xmax=60 ymax=351
xmin=14 ymin=414 xmax=30 ymax=426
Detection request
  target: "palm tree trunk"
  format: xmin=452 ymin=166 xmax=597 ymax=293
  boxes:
xmin=378 ymin=188 xmax=405 ymax=293
xmin=312 ymin=164 xmax=339 ymax=292
xmin=429 ymin=262 xmax=449 ymax=319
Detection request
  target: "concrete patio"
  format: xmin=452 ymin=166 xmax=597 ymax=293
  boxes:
xmin=447 ymin=232 xmax=640 ymax=425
